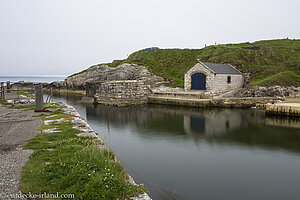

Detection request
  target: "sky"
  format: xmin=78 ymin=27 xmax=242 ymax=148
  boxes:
xmin=0 ymin=0 xmax=299 ymax=76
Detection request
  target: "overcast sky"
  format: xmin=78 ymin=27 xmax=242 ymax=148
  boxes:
xmin=0 ymin=0 xmax=299 ymax=76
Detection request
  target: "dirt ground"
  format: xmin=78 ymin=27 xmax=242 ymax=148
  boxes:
xmin=0 ymin=93 xmax=42 ymax=199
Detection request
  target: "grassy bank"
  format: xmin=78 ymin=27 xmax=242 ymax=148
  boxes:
xmin=125 ymin=39 xmax=300 ymax=87
xmin=17 ymin=103 xmax=146 ymax=200
xmin=70 ymin=39 xmax=300 ymax=87
xmin=0 ymin=98 xmax=8 ymax=105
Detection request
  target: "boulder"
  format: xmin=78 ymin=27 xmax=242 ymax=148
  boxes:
xmin=65 ymin=63 xmax=171 ymax=90
xmin=48 ymin=81 xmax=66 ymax=89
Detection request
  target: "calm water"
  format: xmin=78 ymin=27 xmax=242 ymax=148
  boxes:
xmin=49 ymin=93 xmax=300 ymax=200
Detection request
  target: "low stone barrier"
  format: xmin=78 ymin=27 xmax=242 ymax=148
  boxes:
xmin=266 ymin=102 xmax=300 ymax=117
xmin=94 ymin=80 xmax=150 ymax=106
xmin=149 ymin=96 xmax=283 ymax=108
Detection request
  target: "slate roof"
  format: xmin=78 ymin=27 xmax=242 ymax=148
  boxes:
xmin=202 ymin=62 xmax=241 ymax=74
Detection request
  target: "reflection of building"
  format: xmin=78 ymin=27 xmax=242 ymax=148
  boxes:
xmin=83 ymin=103 xmax=267 ymax=143
xmin=183 ymin=110 xmax=244 ymax=138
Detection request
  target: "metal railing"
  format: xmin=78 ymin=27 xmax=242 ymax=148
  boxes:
xmin=3 ymin=81 xmax=35 ymax=99
xmin=0 ymin=81 xmax=54 ymax=103
xmin=45 ymin=87 xmax=54 ymax=102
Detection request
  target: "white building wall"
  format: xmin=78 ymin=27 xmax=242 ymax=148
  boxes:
xmin=184 ymin=62 xmax=244 ymax=94
xmin=210 ymin=74 xmax=244 ymax=94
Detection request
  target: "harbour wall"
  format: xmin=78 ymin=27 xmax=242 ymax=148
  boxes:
xmin=94 ymin=80 xmax=150 ymax=106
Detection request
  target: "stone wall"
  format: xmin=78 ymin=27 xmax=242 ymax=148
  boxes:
xmin=94 ymin=80 xmax=150 ymax=106
xmin=210 ymin=74 xmax=244 ymax=94
xmin=148 ymin=96 xmax=283 ymax=108
xmin=184 ymin=62 xmax=244 ymax=95
xmin=237 ymin=86 xmax=300 ymax=97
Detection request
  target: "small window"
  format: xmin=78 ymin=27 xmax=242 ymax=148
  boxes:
xmin=227 ymin=76 xmax=231 ymax=84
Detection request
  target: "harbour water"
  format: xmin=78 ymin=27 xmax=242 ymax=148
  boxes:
xmin=49 ymin=93 xmax=300 ymax=200
xmin=4 ymin=76 xmax=300 ymax=199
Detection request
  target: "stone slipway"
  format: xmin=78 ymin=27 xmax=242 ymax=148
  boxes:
xmin=149 ymin=95 xmax=283 ymax=108
xmin=266 ymin=102 xmax=300 ymax=117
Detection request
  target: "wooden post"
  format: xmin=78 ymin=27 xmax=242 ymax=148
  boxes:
xmin=50 ymin=87 xmax=53 ymax=102
xmin=0 ymin=82 xmax=4 ymax=98
xmin=35 ymin=84 xmax=44 ymax=110
xmin=31 ymin=83 xmax=34 ymax=94
xmin=17 ymin=82 xmax=19 ymax=99
xmin=6 ymin=81 xmax=10 ymax=93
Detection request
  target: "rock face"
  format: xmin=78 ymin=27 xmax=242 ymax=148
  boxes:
xmin=65 ymin=63 xmax=170 ymax=90
xmin=11 ymin=81 xmax=36 ymax=88
xmin=10 ymin=81 xmax=66 ymax=89
xmin=242 ymin=73 xmax=251 ymax=88
xmin=48 ymin=81 xmax=66 ymax=89
xmin=237 ymin=85 xmax=300 ymax=97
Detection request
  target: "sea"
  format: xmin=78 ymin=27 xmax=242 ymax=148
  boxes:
xmin=0 ymin=75 xmax=66 ymax=83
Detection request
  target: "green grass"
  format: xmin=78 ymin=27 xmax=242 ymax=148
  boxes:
xmin=44 ymin=113 xmax=74 ymax=121
xmin=20 ymin=105 xmax=146 ymax=200
xmin=9 ymin=102 xmax=61 ymax=111
xmin=10 ymin=104 xmax=35 ymax=110
xmin=251 ymin=71 xmax=300 ymax=86
xmin=69 ymin=39 xmax=300 ymax=87
xmin=0 ymin=98 xmax=8 ymax=105
xmin=19 ymin=91 xmax=34 ymax=98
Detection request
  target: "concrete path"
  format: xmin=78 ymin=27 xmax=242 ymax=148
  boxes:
xmin=149 ymin=95 xmax=283 ymax=108
xmin=0 ymin=94 xmax=42 ymax=199
xmin=266 ymin=98 xmax=300 ymax=117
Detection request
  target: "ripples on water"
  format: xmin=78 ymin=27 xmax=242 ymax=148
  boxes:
xmin=50 ymin=94 xmax=300 ymax=200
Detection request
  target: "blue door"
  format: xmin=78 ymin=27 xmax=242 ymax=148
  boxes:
xmin=191 ymin=73 xmax=206 ymax=90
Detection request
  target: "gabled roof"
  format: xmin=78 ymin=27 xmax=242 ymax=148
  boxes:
xmin=201 ymin=62 xmax=241 ymax=74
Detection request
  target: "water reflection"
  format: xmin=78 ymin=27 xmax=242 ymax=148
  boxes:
xmin=49 ymin=94 xmax=300 ymax=200
xmin=48 ymin=93 xmax=300 ymax=154
xmin=184 ymin=110 xmax=245 ymax=137
xmin=265 ymin=116 xmax=300 ymax=129
xmin=83 ymin=103 xmax=300 ymax=153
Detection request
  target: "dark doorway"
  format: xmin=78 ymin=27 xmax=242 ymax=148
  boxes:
xmin=191 ymin=73 xmax=206 ymax=90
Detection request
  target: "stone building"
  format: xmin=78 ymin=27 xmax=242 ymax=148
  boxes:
xmin=184 ymin=62 xmax=244 ymax=95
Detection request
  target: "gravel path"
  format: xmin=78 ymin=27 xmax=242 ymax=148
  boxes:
xmin=0 ymin=104 xmax=42 ymax=199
